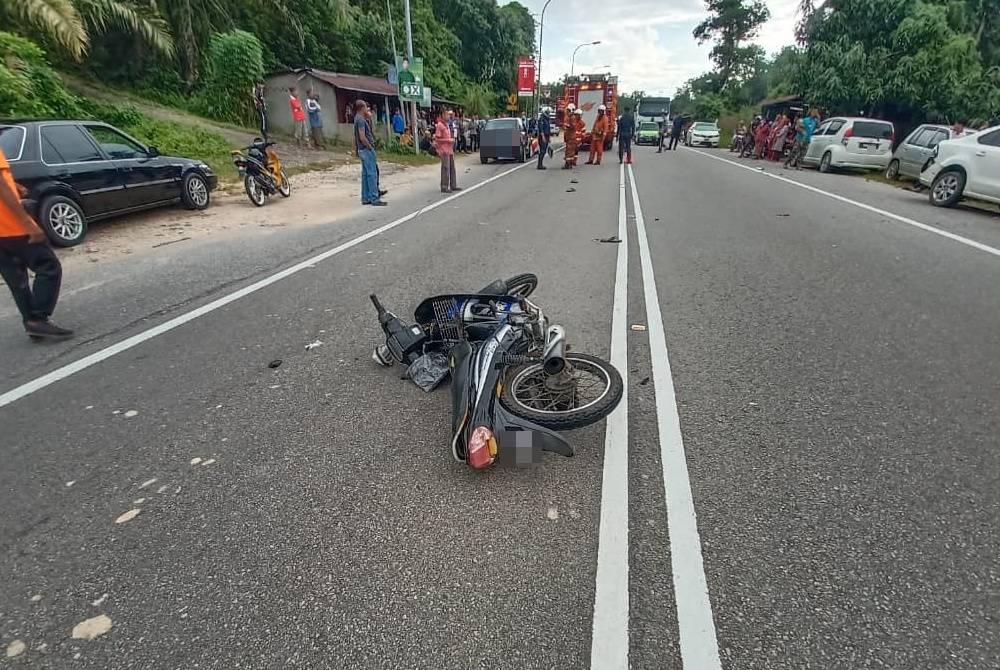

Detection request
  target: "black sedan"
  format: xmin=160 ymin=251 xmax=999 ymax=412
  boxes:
xmin=480 ymin=118 xmax=533 ymax=164
xmin=0 ymin=120 xmax=217 ymax=246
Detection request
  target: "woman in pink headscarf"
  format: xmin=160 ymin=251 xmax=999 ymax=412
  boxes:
xmin=769 ymin=114 xmax=788 ymax=160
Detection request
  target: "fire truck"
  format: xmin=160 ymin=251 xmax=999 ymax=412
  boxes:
xmin=556 ymin=73 xmax=618 ymax=151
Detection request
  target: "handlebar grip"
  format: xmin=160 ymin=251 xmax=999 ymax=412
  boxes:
xmin=369 ymin=294 xmax=385 ymax=314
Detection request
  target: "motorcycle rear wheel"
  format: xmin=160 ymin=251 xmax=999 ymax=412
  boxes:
xmin=501 ymin=353 xmax=623 ymax=430
xmin=245 ymin=175 xmax=266 ymax=207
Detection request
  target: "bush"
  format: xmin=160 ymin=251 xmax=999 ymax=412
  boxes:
xmin=194 ymin=30 xmax=265 ymax=125
xmin=0 ymin=32 xmax=84 ymax=118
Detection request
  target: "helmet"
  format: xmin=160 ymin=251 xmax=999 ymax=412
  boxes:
xmin=567 ymin=103 xmax=576 ymax=112
xmin=598 ymin=104 xmax=607 ymax=112
xmin=574 ymin=108 xmax=583 ymax=115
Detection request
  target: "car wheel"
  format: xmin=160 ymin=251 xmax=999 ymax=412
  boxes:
xmin=480 ymin=156 xmax=488 ymax=164
xmin=819 ymin=152 xmax=833 ymax=173
xmin=930 ymin=169 xmax=965 ymax=208
xmin=39 ymin=195 xmax=88 ymax=247
xmin=181 ymin=172 xmax=211 ymax=210
xmin=886 ymin=159 xmax=900 ymax=180
xmin=516 ymin=146 xmax=525 ymax=163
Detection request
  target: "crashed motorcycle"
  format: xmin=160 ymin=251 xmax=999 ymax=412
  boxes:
xmin=230 ymin=138 xmax=291 ymax=207
xmin=370 ymin=274 xmax=623 ymax=470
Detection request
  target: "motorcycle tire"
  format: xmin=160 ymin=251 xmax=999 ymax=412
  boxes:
xmin=500 ymin=352 xmax=623 ymax=431
xmin=504 ymin=273 xmax=537 ymax=299
xmin=245 ymin=175 xmax=266 ymax=207
xmin=277 ymin=171 xmax=292 ymax=197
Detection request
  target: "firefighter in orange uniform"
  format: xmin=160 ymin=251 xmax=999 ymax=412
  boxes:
xmin=562 ymin=103 xmax=578 ymax=169
xmin=586 ymin=104 xmax=610 ymax=165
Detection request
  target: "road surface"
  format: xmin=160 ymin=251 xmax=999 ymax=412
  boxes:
xmin=2 ymin=146 xmax=998 ymax=669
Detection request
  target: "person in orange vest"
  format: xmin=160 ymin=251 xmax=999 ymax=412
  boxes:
xmin=562 ymin=103 xmax=578 ymax=169
xmin=586 ymin=104 xmax=610 ymax=165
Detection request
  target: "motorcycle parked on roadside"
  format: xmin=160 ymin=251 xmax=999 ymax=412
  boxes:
xmin=230 ymin=138 xmax=291 ymax=207
xmin=370 ymin=274 xmax=623 ymax=470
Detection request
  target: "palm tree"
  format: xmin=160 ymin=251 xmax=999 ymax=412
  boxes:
xmin=0 ymin=0 xmax=173 ymax=60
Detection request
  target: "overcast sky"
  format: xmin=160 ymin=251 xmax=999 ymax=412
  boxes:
xmin=502 ymin=0 xmax=800 ymax=96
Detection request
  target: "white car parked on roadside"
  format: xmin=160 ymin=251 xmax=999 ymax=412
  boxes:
xmin=802 ymin=117 xmax=895 ymax=173
xmin=920 ymin=126 xmax=1000 ymax=207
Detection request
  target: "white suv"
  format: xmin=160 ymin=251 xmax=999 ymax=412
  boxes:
xmin=920 ymin=126 xmax=1000 ymax=207
xmin=802 ymin=117 xmax=895 ymax=172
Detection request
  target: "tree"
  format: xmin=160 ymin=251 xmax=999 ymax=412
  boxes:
xmin=693 ymin=0 xmax=770 ymax=90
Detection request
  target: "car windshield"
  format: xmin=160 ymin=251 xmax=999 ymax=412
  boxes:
xmin=693 ymin=123 xmax=718 ymax=131
xmin=639 ymin=122 xmax=659 ymax=132
xmin=852 ymin=121 xmax=893 ymax=140
xmin=485 ymin=119 xmax=519 ymax=130
xmin=0 ymin=126 xmax=26 ymax=160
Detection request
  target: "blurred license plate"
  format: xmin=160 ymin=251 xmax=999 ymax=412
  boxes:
xmin=859 ymin=142 xmax=878 ymax=150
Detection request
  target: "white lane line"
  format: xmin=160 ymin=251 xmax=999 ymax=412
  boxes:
xmin=686 ymin=147 xmax=1000 ymax=259
xmin=0 ymin=161 xmax=536 ymax=409
xmin=590 ymin=163 xmax=630 ymax=670
xmin=628 ymin=165 xmax=723 ymax=670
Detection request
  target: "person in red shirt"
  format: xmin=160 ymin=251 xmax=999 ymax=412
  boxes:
xmin=0 ymin=148 xmax=72 ymax=340
xmin=434 ymin=110 xmax=461 ymax=193
xmin=288 ymin=87 xmax=309 ymax=148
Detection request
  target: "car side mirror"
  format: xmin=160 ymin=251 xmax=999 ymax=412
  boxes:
xmin=146 ymin=146 xmax=160 ymax=158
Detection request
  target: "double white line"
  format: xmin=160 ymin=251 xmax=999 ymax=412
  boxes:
xmin=591 ymin=164 xmax=723 ymax=670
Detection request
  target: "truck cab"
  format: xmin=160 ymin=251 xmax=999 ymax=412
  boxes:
xmin=557 ymin=73 xmax=618 ymax=151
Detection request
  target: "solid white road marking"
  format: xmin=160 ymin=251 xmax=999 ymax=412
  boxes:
xmin=0 ymin=161 xmax=537 ymax=409
xmin=590 ymin=163 xmax=630 ymax=670
xmin=686 ymin=147 xmax=1000 ymax=259
xmin=628 ymin=165 xmax=723 ymax=670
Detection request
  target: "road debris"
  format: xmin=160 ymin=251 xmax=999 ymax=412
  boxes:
xmin=30 ymin=594 xmax=42 ymax=602
xmin=133 ymin=498 xmax=145 ymax=505
xmin=139 ymin=478 xmax=157 ymax=489
xmin=156 ymin=484 xmax=169 ymax=494
xmin=202 ymin=458 xmax=216 ymax=466
xmin=190 ymin=457 xmax=202 ymax=465
xmin=566 ymin=187 xmax=576 ymax=192
xmin=593 ymin=235 xmax=622 ymax=244
xmin=114 ymin=509 xmax=140 ymax=524
xmin=640 ymin=376 xmax=650 ymax=385
xmin=152 ymin=237 xmax=191 ymax=248
xmin=91 ymin=593 xmax=109 ymax=607
xmin=6 ymin=640 xmax=26 ymax=658
xmin=546 ymin=507 xmax=559 ymax=520
xmin=630 ymin=324 xmax=648 ymax=332
xmin=268 ymin=359 xmax=283 ymax=369
xmin=305 ymin=340 xmax=323 ymax=350
xmin=71 ymin=614 xmax=112 ymax=640
xmin=776 ymin=213 xmax=790 ymax=217
xmin=123 ymin=410 xmax=138 ymax=418
xmin=570 ymin=179 xmax=579 ymax=184
xmin=66 ymin=480 xmax=76 ymax=487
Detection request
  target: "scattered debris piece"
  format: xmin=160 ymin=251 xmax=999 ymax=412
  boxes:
xmin=30 ymin=594 xmax=42 ymax=602
xmin=71 ymin=614 xmax=112 ymax=640
xmin=202 ymin=459 xmax=216 ymax=466
xmin=269 ymin=384 xmax=281 ymax=389
xmin=156 ymin=485 xmax=169 ymax=494
xmin=570 ymin=179 xmax=578 ymax=184
xmin=152 ymin=236 xmax=191 ymax=248
xmin=640 ymin=376 xmax=650 ymax=386
xmin=6 ymin=640 xmax=26 ymax=658
xmin=91 ymin=593 xmax=108 ymax=607
xmin=114 ymin=509 xmax=140 ymax=524
xmin=139 ymin=478 xmax=157 ymax=489
xmin=654 ymin=218 xmax=660 ymax=222
xmin=305 ymin=340 xmax=323 ymax=350
xmin=66 ymin=480 xmax=76 ymax=487
xmin=268 ymin=359 xmax=283 ymax=369
xmin=593 ymin=235 xmax=622 ymax=243
xmin=123 ymin=410 xmax=138 ymax=418
xmin=85 ymin=405 xmax=94 ymax=410
xmin=566 ymin=187 xmax=576 ymax=192
xmin=190 ymin=457 xmax=202 ymax=465
xmin=776 ymin=213 xmax=790 ymax=217
xmin=133 ymin=498 xmax=145 ymax=505
xmin=630 ymin=324 xmax=648 ymax=332
xmin=111 ymin=410 xmax=121 ymax=415
xmin=546 ymin=507 xmax=559 ymax=520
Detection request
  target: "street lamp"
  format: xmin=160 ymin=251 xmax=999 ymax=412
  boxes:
xmin=570 ymin=40 xmax=601 ymax=76
xmin=535 ymin=0 xmax=554 ymax=117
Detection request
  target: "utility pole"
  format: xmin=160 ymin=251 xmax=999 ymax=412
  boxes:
xmin=403 ymin=0 xmax=419 ymax=154
xmin=535 ymin=0 xmax=553 ymax=117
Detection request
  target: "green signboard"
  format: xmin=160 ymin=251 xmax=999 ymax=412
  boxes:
xmin=396 ymin=56 xmax=424 ymax=102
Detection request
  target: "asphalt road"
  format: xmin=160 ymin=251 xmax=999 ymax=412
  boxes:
xmin=1 ymin=145 xmax=998 ymax=669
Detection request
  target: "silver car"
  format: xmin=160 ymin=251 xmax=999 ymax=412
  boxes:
xmin=802 ymin=117 xmax=895 ymax=172
xmin=886 ymin=124 xmax=950 ymax=181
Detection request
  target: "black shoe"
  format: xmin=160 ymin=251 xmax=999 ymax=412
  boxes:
xmin=379 ymin=189 xmax=388 ymax=196
xmin=25 ymin=320 xmax=74 ymax=341
xmin=537 ymin=165 xmax=547 ymax=170
xmin=441 ymin=188 xmax=452 ymax=193
xmin=451 ymin=186 xmax=463 ymax=191
xmin=370 ymin=200 xmax=388 ymax=206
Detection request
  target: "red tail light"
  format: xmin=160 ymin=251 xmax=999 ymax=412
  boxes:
xmin=844 ymin=127 xmax=854 ymax=139
xmin=467 ymin=426 xmax=497 ymax=470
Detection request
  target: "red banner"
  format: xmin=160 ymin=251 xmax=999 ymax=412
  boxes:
xmin=517 ymin=57 xmax=535 ymax=97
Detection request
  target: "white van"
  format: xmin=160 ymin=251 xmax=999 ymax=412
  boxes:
xmin=802 ymin=117 xmax=895 ymax=173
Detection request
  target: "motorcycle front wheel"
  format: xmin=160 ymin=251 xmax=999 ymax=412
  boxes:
xmin=504 ymin=273 xmax=537 ymax=299
xmin=500 ymin=353 xmax=623 ymax=430
xmin=277 ymin=171 xmax=292 ymax=197
xmin=245 ymin=175 xmax=266 ymax=207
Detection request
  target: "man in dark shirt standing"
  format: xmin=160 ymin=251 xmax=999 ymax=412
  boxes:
xmin=668 ymin=114 xmax=684 ymax=151
xmin=354 ymin=99 xmax=386 ymax=206
xmin=617 ymin=107 xmax=635 ymax=164
xmin=537 ymin=109 xmax=552 ymax=170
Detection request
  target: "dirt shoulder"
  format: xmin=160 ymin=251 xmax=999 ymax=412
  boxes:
xmin=57 ymin=154 xmax=478 ymax=267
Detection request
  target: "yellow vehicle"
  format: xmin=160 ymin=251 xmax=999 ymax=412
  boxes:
xmin=230 ymin=138 xmax=291 ymax=207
